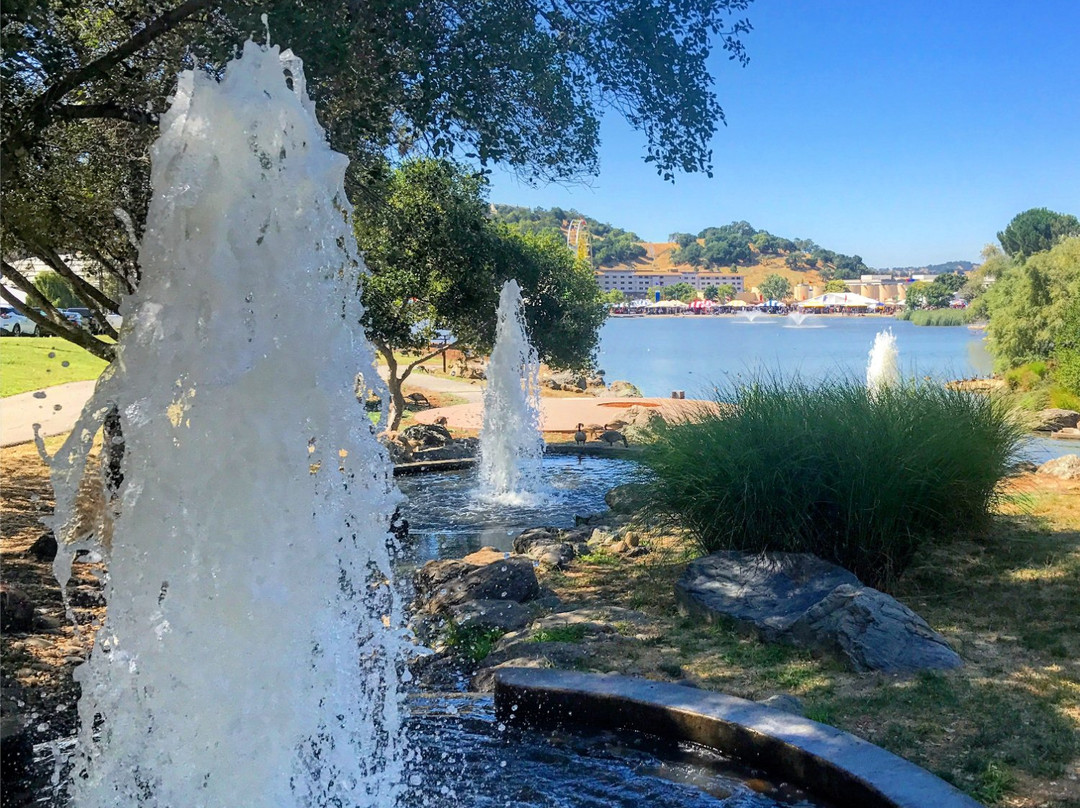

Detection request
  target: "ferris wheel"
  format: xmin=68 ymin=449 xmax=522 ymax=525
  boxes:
xmin=565 ymin=218 xmax=592 ymax=265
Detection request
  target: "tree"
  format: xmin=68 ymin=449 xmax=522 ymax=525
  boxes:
xmin=670 ymin=233 xmax=697 ymax=249
xmin=824 ymin=279 xmax=849 ymax=293
xmin=661 ymin=282 xmax=696 ymax=302
xmin=677 ymin=242 xmax=705 ymax=267
xmin=997 ymin=208 xmax=1080 ymax=260
xmin=2 ymin=0 xmax=755 ymax=359
xmin=757 ymin=274 xmax=791 ymax=302
xmin=932 ymin=273 xmax=966 ymax=294
xmin=703 ymin=284 xmax=719 ymax=301
xmin=601 ymin=289 xmax=627 ymax=305
xmin=355 ymin=160 xmax=605 ymax=429
xmin=905 ymin=281 xmax=952 ymax=309
xmin=1053 ymin=297 xmax=1080 ymax=395
xmin=785 ymin=253 xmax=804 ymax=270
xmin=33 ymin=271 xmax=81 ymax=308
xmin=715 ymin=283 xmax=736 ymax=301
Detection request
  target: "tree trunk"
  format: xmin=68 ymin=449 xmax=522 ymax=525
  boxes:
xmin=378 ymin=345 xmax=408 ymax=432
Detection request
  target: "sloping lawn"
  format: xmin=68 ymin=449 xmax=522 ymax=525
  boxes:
xmin=0 ymin=337 xmax=109 ymax=397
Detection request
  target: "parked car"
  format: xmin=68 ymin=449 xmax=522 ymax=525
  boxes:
xmin=62 ymin=307 xmax=122 ymax=335
xmin=0 ymin=305 xmax=40 ymax=336
xmin=59 ymin=308 xmax=85 ymax=328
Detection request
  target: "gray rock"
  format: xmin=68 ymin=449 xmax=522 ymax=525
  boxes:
xmin=676 ymin=552 xmax=860 ymax=641
xmin=599 ymin=380 xmax=643 ymax=398
xmin=414 ymin=556 xmax=540 ymax=613
xmin=513 ymin=526 xmax=590 ymax=568
xmin=25 ymin=531 xmax=58 ymax=562
xmin=1034 ymin=408 xmax=1080 ymax=432
xmin=545 ymin=369 xmax=587 ymax=391
xmin=756 ymin=694 xmax=805 ymax=716
xmin=1037 ymin=454 xmax=1080 ymax=480
xmin=473 ymin=642 xmax=590 ymax=691
xmin=676 ymin=551 xmax=961 ymax=673
xmin=410 ymin=437 xmax=479 ymax=462
xmin=604 ymin=483 xmax=649 ymax=514
xmin=400 ymin=423 xmax=454 ymax=448
xmin=448 ymin=599 xmax=534 ymax=632
xmin=789 ymin=584 xmax=963 ymax=673
xmin=0 ymin=583 xmax=36 ymax=633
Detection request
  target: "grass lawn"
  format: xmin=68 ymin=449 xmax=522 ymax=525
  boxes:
xmin=1 ymin=337 xmax=109 ymax=397
xmin=540 ymin=475 xmax=1080 ymax=807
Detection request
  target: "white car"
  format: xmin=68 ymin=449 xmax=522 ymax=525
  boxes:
xmin=0 ymin=305 xmax=40 ymax=336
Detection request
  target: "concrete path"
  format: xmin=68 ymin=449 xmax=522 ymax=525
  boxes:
xmin=377 ymin=367 xmax=485 ymax=401
xmin=1 ymin=380 xmax=97 ymax=447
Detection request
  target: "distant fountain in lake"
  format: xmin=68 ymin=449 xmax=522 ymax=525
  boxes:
xmin=477 ymin=280 xmax=545 ymax=503
xmin=51 ymin=40 xmax=405 ymax=806
xmin=785 ymin=311 xmax=822 ymax=328
xmin=737 ymin=310 xmax=766 ymax=324
xmin=866 ymin=328 xmax=900 ymax=395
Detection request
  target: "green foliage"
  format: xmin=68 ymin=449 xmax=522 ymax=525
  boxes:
xmin=490 ymin=205 xmax=644 ymax=267
xmin=983 ymin=237 xmax=1080 ymax=371
xmin=905 ymin=280 xmax=953 ymax=309
xmin=670 ymin=232 xmax=697 ymax=249
xmin=1003 ymin=361 xmax=1050 ymax=392
xmin=441 ymin=622 xmax=505 ymax=663
xmin=32 ymin=271 xmax=81 ymax=308
xmin=757 ymin=273 xmax=791 ymax=302
xmin=715 ymin=283 xmax=736 ymax=301
xmin=997 ymin=208 xmax=1080 ymax=259
xmin=823 ymin=279 xmax=849 ymax=293
xmin=702 ymin=284 xmax=720 ymax=301
xmin=932 ymin=272 xmax=966 ymax=293
xmin=640 ymin=379 xmax=1024 ymax=586
xmin=896 ymin=308 xmax=973 ymax=326
xmin=1052 ymin=297 xmax=1080 ymax=395
xmin=661 ymin=282 xmax=696 ymax=302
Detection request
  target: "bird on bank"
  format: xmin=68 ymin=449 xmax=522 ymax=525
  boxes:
xmin=599 ymin=426 xmax=628 ymax=447
xmin=574 ymin=423 xmax=587 ymax=444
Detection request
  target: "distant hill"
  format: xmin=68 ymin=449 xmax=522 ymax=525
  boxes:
xmin=875 ymin=260 xmax=977 ymax=275
xmin=491 ymin=205 xmax=866 ymax=282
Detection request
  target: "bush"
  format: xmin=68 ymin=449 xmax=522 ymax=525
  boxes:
xmin=640 ymin=378 xmax=1025 ymax=587
xmin=1004 ymin=361 xmax=1049 ymax=391
xmin=899 ymin=308 xmax=973 ymax=327
xmin=32 ymin=270 xmax=81 ymax=308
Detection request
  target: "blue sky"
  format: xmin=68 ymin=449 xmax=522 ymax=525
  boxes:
xmin=486 ymin=1 xmax=1080 ymax=268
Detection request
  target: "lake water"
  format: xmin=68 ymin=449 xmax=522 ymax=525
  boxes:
xmin=597 ymin=314 xmax=1074 ymax=464
xmin=597 ymin=315 xmax=993 ymax=397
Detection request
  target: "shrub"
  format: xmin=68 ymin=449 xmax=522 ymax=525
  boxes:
xmin=640 ymin=378 xmax=1025 ymax=587
xmin=902 ymin=308 xmax=973 ymax=327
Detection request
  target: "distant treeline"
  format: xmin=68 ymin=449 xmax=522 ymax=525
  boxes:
xmin=879 ymin=260 xmax=977 ymax=275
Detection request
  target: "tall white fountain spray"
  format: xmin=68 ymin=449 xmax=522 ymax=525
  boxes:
xmin=477 ymin=280 xmax=545 ymax=502
xmin=50 ymin=40 xmax=405 ymax=807
xmin=867 ymin=327 xmax=901 ymax=395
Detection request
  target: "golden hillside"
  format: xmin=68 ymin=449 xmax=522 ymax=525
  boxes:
xmin=604 ymin=242 xmax=825 ymax=292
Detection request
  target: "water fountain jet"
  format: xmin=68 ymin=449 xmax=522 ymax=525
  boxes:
xmin=866 ymin=328 xmax=900 ymax=395
xmin=477 ymin=280 xmax=545 ymax=503
xmin=51 ymin=40 xmax=406 ymax=807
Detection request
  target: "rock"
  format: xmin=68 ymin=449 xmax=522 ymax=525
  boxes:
xmin=1009 ymin=460 xmax=1038 ymax=476
xmin=676 ymin=552 xmax=861 ymax=641
xmin=414 ymin=555 xmax=540 ymax=613
xmin=1037 ymin=454 xmax=1080 ymax=480
xmin=447 ymin=599 xmax=534 ymax=632
xmin=400 ymin=423 xmax=454 ymax=449
xmin=544 ymin=369 xmax=588 ymax=391
xmin=756 ymin=694 xmax=805 ymax=716
xmin=25 ymin=531 xmax=58 ymax=562
xmin=604 ymin=483 xmax=649 ymax=514
xmin=410 ymin=437 xmax=479 ymax=462
xmin=789 ymin=584 xmax=963 ymax=673
xmin=677 ymin=551 xmax=962 ymax=673
xmin=0 ymin=583 xmax=36 ymax=633
xmin=472 ymin=642 xmax=589 ymax=692
xmin=1034 ymin=408 xmax=1080 ymax=432
xmin=599 ymin=380 xmax=643 ymax=398
xmin=621 ymin=405 xmax=663 ymax=442
xmin=513 ymin=526 xmax=590 ymax=568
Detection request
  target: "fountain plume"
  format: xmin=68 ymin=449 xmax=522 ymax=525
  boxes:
xmin=53 ymin=40 xmax=405 ymax=807
xmin=477 ymin=280 xmax=545 ymax=502
xmin=867 ymin=328 xmax=900 ymax=395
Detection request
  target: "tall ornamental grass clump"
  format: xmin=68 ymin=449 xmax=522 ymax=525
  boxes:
xmin=641 ymin=379 xmax=1025 ymax=586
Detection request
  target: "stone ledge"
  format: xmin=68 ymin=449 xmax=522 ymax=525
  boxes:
xmin=494 ymin=668 xmax=984 ymax=808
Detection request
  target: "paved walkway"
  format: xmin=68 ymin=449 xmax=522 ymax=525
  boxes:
xmin=1 ymin=380 xmax=98 ymax=447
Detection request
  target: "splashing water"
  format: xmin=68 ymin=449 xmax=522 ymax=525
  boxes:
xmin=50 ymin=40 xmax=406 ymax=807
xmin=477 ymin=280 xmax=545 ymax=503
xmin=866 ymin=328 xmax=900 ymax=395
xmin=737 ymin=310 xmax=764 ymax=323
xmin=786 ymin=311 xmax=814 ymax=327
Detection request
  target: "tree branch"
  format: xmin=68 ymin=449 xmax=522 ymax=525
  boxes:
xmin=53 ymin=103 xmax=161 ymax=127
xmin=0 ymin=262 xmax=116 ymax=361
xmin=26 ymin=243 xmax=120 ymax=340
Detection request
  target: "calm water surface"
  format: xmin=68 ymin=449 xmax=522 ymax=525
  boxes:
xmin=598 ymin=315 xmax=993 ymax=398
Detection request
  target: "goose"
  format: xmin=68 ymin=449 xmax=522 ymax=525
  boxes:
xmin=574 ymin=423 xmax=587 ymax=444
xmin=599 ymin=428 xmax=628 ymax=448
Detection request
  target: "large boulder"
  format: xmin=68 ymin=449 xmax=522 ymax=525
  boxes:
xmin=1037 ymin=454 xmax=1080 ymax=480
xmin=676 ymin=551 xmax=961 ymax=673
xmin=0 ymin=583 xmax=36 ymax=633
xmin=789 ymin=584 xmax=963 ymax=673
xmin=446 ymin=599 xmax=534 ymax=632
xmin=414 ymin=554 xmax=540 ymax=613
xmin=599 ymin=380 xmax=643 ymax=398
xmin=676 ymin=552 xmax=860 ymax=641
xmin=604 ymin=483 xmax=650 ymax=514
xmin=621 ymin=404 xmax=664 ymax=442
xmin=411 ymin=437 xmax=479 ymax=463
xmin=1034 ymin=409 xmax=1080 ymax=432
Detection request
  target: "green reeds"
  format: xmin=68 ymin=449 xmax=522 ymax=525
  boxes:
xmin=640 ymin=378 xmax=1025 ymax=587
xmin=896 ymin=308 xmax=973 ymax=326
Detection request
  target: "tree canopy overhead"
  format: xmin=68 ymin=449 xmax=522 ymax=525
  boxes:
xmin=2 ymin=0 xmax=755 ymax=357
xmin=997 ymin=208 xmax=1080 ymax=260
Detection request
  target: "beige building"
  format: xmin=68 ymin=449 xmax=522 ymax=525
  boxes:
xmin=596 ymin=269 xmax=744 ymax=296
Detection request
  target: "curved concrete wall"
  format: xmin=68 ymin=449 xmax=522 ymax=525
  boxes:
xmin=494 ymin=668 xmax=983 ymax=808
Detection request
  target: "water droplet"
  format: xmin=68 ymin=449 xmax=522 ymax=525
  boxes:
xmin=497 ymin=723 xmax=505 ymax=732
xmin=53 ymin=404 xmax=62 ymax=411
xmin=48 ymin=352 xmax=56 ymax=358
xmin=61 ymin=360 xmax=70 ymax=367
xmin=32 ymin=391 xmax=47 ymax=399
xmin=499 ymin=760 xmax=507 ymax=768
